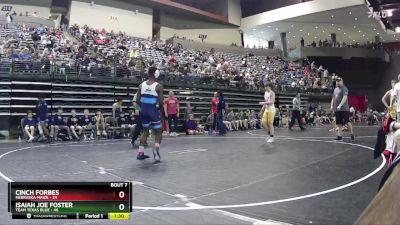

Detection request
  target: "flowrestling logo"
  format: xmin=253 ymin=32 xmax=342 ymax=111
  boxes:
xmin=367 ymin=10 xmax=388 ymax=19
xmin=366 ymin=0 xmax=389 ymax=19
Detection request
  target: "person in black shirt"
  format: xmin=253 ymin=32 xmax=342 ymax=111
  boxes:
xmin=79 ymin=109 xmax=94 ymax=140
xmin=68 ymin=109 xmax=82 ymax=140
xmin=217 ymin=91 xmax=226 ymax=135
xmin=50 ymin=107 xmax=72 ymax=141
xmin=117 ymin=111 xmax=134 ymax=138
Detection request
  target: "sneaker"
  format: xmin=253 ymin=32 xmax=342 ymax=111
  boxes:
xmin=153 ymin=144 xmax=161 ymax=163
xmin=97 ymin=131 xmax=100 ymax=136
xmin=350 ymin=134 xmax=355 ymax=142
xmin=173 ymin=132 xmax=179 ymax=137
xmin=136 ymin=152 xmax=150 ymax=160
xmin=102 ymin=131 xmax=107 ymax=136
xmin=169 ymin=133 xmax=174 ymax=137
xmin=334 ymin=136 xmax=343 ymax=141
xmin=267 ymin=138 xmax=274 ymax=143
xmin=162 ymin=131 xmax=168 ymax=136
xmin=265 ymin=137 xmax=271 ymax=143
xmin=28 ymin=137 xmax=34 ymax=142
xmin=83 ymin=135 xmax=87 ymax=141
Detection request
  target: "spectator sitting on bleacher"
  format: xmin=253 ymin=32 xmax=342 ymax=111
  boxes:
xmin=248 ymin=110 xmax=258 ymax=130
xmin=50 ymin=107 xmax=72 ymax=141
xmin=117 ymin=111 xmax=134 ymax=138
xmin=225 ymin=109 xmax=237 ymax=131
xmin=186 ymin=114 xmax=204 ymax=135
xmin=112 ymin=97 xmax=123 ymax=119
xmin=68 ymin=109 xmax=82 ymax=140
xmin=36 ymin=97 xmax=49 ymax=141
xmin=23 ymin=110 xmax=36 ymax=142
xmin=95 ymin=109 xmax=107 ymax=137
xmin=79 ymin=109 xmax=95 ymax=140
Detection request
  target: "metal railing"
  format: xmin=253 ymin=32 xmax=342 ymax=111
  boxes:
xmin=0 ymin=57 xmax=333 ymax=94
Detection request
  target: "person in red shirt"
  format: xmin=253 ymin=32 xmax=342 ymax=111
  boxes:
xmin=164 ymin=91 xmax=180 ymax=137
xmin=211 ymin=92 xmax=219 ymax=134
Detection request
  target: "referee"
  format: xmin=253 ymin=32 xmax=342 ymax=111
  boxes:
xmin=289 ymin=93 xmax=306 ymax=131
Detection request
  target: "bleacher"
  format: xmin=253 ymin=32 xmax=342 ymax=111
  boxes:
xmin=0 ymin=73 xmax=308 ymax=138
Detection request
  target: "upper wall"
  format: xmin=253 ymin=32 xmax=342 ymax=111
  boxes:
xmin=160 ymin=27 xmax=242 ymax=46
xmin=298 ymin=47 xmax=389 ymax=61
xmin=69 ymin=0 xmax=152 ymax=39
xmin=169 ymin=38 xmax=281 ymax=57
xmin=0 ymin=0 xmax=51 ymax=18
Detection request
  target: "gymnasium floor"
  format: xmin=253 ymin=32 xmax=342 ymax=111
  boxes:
xmin=0 ymin=126 xmax=385 ymax=225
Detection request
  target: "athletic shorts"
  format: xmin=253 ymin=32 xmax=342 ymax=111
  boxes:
xmin=335 ymin=111 xmax=350 ymax=125
xmin=262 ymin=107 xmax=276 ymax=125
xmin=140 ymin=107 xmax=161 ymax=129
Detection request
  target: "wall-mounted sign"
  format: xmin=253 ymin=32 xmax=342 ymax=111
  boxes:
xmin=1 ymin=6 xmax=13 ymax=11
xmin=108 ymin=15 xmax=119 ymax=21
xmin=199 ymin=34 xmax=207 ymax=42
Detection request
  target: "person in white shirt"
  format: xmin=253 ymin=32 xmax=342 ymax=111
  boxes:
xmin=390 ymin=74 xmax=400 ymax=122
xmin=6 ymin=13 xmax=12 ymax=28
xmin=260 ymin=83 xmax=276 ymax=143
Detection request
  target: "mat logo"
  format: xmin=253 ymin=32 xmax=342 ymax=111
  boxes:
xmin=26 ymin=213 xmax=31 ymax=219
xmin=1 ymin=6 xmax=12 ymax=11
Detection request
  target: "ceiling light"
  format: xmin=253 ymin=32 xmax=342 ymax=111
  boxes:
xmin=396 ymin=38 xmax=399 ymax=41
xmin=275 ymin=28 xmax=278 ymax=31
xmin=355 ymin=18 xmax=357 ymax=21
xmin=373 ymin=28 xmax=376 ymax=31
xmin=331 ymin=15 xmax=334 ymax=18
xmin=315 ymin=26 xmax=318 ymax=29
xmin=288 ymin=31 xmax=291 ymax=34
xmin=331 ymin=24 xmax=334 ymax=26
xmin=349 ymin=11 xmax=352 ymax=15
xmin=314 ymin=37 xmax=317 ymax=39
xmin=307 ymin=33 xmax=310 ymax=36
xmin=322 ymin=30 xmax=325 ymax=33
xmin=344 ymin=32 xmax=346 ymax=35
xmin=362 ymin=34 xmax=365 ymax=37
xmin=377 ymin=32 xmax=380 ymax=35
xmin=337 ymin=28 xmax=341 ymax=31
xmin=353 ymin=39 xmax=355 ymax=42
xmin=293 ymin=36 xmax=296 ymax=38
xmin=299 ymin=29 xmax=303 ymax=32
xmin=291 ymin=24 xmax=294 ymax=27
xmin=353 ymin=26 xmax=356 ymax=29
xmin=358 ymin=30 xmax=361 ymax=33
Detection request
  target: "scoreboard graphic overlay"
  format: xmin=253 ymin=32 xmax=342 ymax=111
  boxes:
xmin=8 ymin=182 xmax=132 ymax=220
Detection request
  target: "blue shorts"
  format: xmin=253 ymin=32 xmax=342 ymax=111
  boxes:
xmin=140 ymin=107 xmax=162 ymax=129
